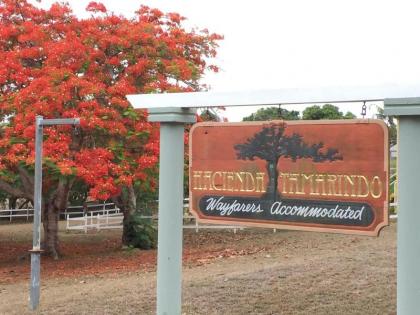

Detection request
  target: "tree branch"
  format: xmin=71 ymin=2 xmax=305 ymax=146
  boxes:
xmin=51 ymin=177 xmax=75 ymax=210
xmin=17 ymin=165 xmax=34 ymax=196
xmin=0 ymin=179 xmax=32 ymax=200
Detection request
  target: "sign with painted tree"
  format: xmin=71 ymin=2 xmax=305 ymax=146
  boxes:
xmin=189 ymin=120 xmax=389 ymax=236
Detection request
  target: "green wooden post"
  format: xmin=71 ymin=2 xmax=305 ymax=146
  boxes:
xmin=148 ymin=108 xmax=196 ymax=315
xmin=384 ymin=98 xmax=420 ymax=315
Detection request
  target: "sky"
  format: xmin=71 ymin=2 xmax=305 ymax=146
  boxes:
xmin=31 ymin=0 xmax=420 ymax=121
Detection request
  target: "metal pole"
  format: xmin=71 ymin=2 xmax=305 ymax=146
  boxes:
xmin=28 ymin=116 xmax=79 ymax=311
xmin=384 ymin=98 xmax=420 ymax=314
xmin=29 ymin=115 xmax=43 ymax=311
xmin=156 ymin=123 xmax=185 ymax=315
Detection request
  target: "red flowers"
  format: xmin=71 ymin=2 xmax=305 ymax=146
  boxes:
xmin=86 ymin=2 xmax=107 ymax=14
xmin=0 ymin=0 xmax=221 ymax=200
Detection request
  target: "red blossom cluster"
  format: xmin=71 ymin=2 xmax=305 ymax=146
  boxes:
xmin=0 ymin=0 xmax=221 ymax=200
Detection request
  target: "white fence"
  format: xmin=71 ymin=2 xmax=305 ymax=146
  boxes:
xmin=1 ymin=200 xmax=243 ymax=233
xmin=183 ymin=215 xmax=244 ymax=233
xmin=0 ymin=208 xmax=34 ymax=222
xmin=63 ymin=202 xmax=120 ymax=219
xmin=139 ymin=215 xmax=244 ymax=234
xmin=65 ymin=200 xmax=243 ymax=233
xmin=66 ymin=210 xmax=122 ymax=233
xmin=0 ymin=202 xmax=119 ymax=223
xmin=66 ymin=213 xmax=243 ymax=233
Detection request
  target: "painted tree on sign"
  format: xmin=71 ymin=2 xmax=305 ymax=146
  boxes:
xmin=0 ymin=0 xmax=221 ymax=257
xmin=234 ymin=123 xmax=342 ymax=200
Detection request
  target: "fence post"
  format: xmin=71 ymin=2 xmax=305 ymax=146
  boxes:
xmin=148 ymin=107 xmax=196 ymax=315
xmin=384 ymin=98 xmax=420 ymax=314
xmin=84 ymin=214 xmax=87 ymax=234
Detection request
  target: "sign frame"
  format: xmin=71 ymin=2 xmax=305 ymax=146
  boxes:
xmin=189 ymin=119 xmax=389 ymax=236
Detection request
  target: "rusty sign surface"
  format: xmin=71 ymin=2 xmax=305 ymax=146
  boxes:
xmin=189 ymin=120 xmax=389 ymax=236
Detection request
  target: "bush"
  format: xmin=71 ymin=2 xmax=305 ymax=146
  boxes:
xmin=124 ymin=213 xmax=157 ymax=250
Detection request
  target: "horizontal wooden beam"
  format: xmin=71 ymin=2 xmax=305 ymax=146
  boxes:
xmin=127 ymin=85 xmax=420 ymax=109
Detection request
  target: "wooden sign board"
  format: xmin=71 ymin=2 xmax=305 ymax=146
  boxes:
xmin=189 ymin=120 xmax=389 ymax=236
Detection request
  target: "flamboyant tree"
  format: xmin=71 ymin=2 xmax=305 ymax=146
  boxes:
xmin=0 ymin=0 xmax=221 ymax=257
xmin=234 ymin=123 xmax=342 ymax=200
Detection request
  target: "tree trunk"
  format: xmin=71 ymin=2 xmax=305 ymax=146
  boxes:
xmin=114 ymin=184 xmax=137 ymax=246
xmin=266 ymin=159 xmax=279 ymax=201
xmin=0 ymin=169 xmax=72 ymax=259
xmin=42 ymin=177 xmax=73 ymax=259
xmin=8 ymin=197 xmax=17 ymax=210
xmin=43 ymin=202 xmax=60 ymax=259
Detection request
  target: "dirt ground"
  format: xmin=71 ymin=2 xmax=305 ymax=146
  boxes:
xmin=0 ymin=221 xmax=396 ymax=315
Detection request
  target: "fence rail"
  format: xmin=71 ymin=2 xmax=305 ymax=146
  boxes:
xmin=65 ymin=213 xmax=244 ymax=234
xmin=66 ymin=211 xmax=122 ymax=233
xmin=138 ymin=215 xmax=244 ymax=234
xmin=0 ymin=202 xmax=120 ymax=222
xmin=0 ymin=208 xmax=34 ymax=221
xmin=63 ymin=202 xmax=120 ymax=219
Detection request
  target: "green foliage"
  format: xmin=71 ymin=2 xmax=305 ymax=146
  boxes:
xmin=376 ymin=106 xmax=397 ymax=146
xmin=124 ymin=213 xmax=157 ymax=250
xmin=302 ymin=104 xmax=356 ymax=120
xmin=242 ymin=105 xmax=356 ymax=122
xmin=68 ymin=180 xmax=89 ymax=206
xmin=242 ymin=106 xmax=300 ymax=121
xmin=0 ymin=190 xmax=9 ymax=205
